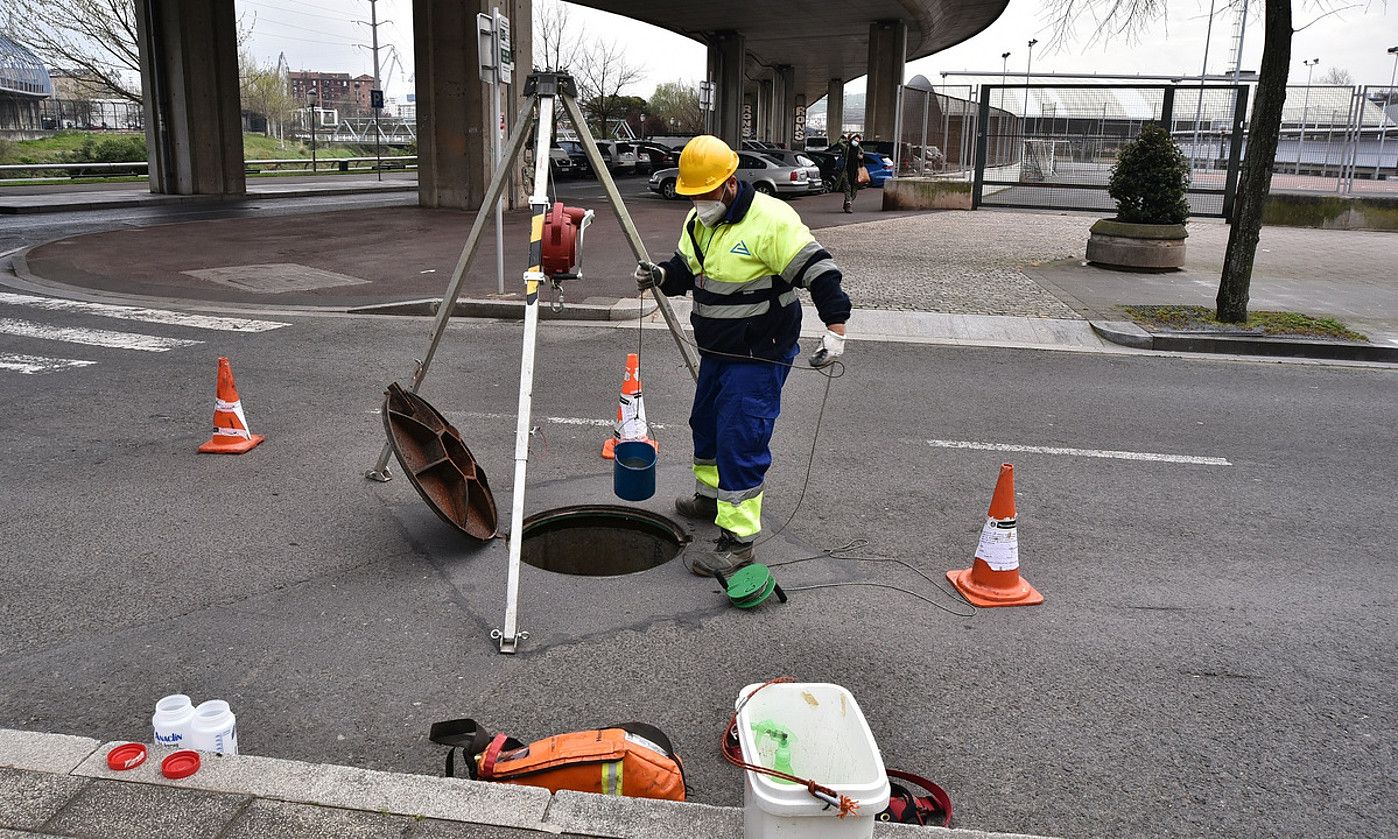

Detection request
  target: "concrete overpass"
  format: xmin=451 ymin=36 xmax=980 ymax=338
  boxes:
xmin=134 ymin=0 xmax=1007 ymax=209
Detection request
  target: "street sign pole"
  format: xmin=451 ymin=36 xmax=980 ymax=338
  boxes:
xmin=479 ymin=10 xmax=515 ymax=296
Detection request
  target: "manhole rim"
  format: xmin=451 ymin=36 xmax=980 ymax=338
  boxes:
xmin=518 ymin=504 xmax=692 ymax=577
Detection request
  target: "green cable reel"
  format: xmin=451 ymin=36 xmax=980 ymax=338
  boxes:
xmin=715 ymin=564 xmax=788 ymax=609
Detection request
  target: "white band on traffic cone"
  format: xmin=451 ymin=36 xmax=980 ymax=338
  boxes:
xmin=975 ymin=516 xmax=1019 ymax=571
xmin=213 ymin=398 xmax=253 ymax=440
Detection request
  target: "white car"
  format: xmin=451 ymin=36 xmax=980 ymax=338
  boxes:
xmin=648 ymin=152 xmax=811 ymax=199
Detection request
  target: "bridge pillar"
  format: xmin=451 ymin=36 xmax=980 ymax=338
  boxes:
xmin=864 ymin=19 xmax=906 ymax=143
xmin=755 ymin=80 xmax=772 ymax=141
xmin=707 ymin=30 xmax=745 ymax=148
xmin=413 ymin=0 xmax=492 ymax=209
xmin=793 ymin=94 xmax=807 ymax=148
xmin=136 ymin=0 xmax=245 ymax=196
xmin=772 ymin=65 xmax=794 ymax=148
xmin=826 ymin=78 xmax=845 ymax=140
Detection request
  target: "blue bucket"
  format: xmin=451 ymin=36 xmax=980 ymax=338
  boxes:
xmin=613 ymin=440 xmax=657 ymax=502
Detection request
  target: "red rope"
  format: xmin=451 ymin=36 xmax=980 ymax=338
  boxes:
xmin=720 ymin=677 xmax=860 ymax=819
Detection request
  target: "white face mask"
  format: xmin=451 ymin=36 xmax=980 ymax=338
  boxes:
xmin=693 ymin=200 xmax=728 ymax=227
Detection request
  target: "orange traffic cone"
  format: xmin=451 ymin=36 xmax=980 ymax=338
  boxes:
xmin=601 ymin=352 xmax=657 ymax=460
xmin=946 ymin=463 xmax=1043 ymax=607
xmin=197 ymin=357 xmax=265 ymax=455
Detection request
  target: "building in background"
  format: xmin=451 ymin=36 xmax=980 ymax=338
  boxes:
xmin=0 ymin=32 xmax=52 ymax=138
xmin=289 ymin=70 xmax=376 ymax=117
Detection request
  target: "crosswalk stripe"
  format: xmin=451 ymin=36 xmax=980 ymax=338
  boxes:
xmin=0 ymin=318 xmax=202 ymax=352
xmin=0 ymin=292 xmax=288 ymax=332
xmin=0 ymin=353 xmax=97 ymax=374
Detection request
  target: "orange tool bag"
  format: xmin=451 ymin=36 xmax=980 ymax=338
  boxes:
xmin=428 ymin=718 xmax=686 ymax=801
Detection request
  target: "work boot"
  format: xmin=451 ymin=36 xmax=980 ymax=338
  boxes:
xmin=685 ymin=531 xmax=755 ymax=577
xmin=842 ymin=200 xmax=852 ymax=213
xmin=674 ymin=493 xmax=718 ymax=521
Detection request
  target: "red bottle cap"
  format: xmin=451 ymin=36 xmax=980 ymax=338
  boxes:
xmin=161 ymin=750 xmax=201 ymax=779
xmin=106 ymin=742 xmax=147 ymax=771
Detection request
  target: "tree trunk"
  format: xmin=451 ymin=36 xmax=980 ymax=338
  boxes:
xmin=1216 ymin=0 xmax=1292 ymax=323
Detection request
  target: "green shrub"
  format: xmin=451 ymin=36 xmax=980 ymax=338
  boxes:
xmin=1107 ymin=124 xmax=1190 ymax=225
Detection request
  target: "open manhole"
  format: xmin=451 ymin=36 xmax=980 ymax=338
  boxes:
xmin=520 ymin=505 xmax=689 ymax=576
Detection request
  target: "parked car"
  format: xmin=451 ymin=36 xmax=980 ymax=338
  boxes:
xmin=805 ymin=150 xmax=843 ymax=192
xmin=758 ymin=149 xmax=824 ymax=194
xmin=595 ymin=140 xmax=637 ymax=175
xmin=556 ymin=140 xmax=590 ymax=174
xmin=742 ymin=139 xmax=781 ymax=152
xmin=548 ymin=144 xmax=574 ymax=178
xmin=627 ymin=141 xmax=677 ymax=175
xmin=648 ymin=151 xmax=811 ymax=200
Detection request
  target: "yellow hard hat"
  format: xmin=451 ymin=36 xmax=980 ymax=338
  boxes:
xmin=676 ymin=135 xmax=739 ymax=196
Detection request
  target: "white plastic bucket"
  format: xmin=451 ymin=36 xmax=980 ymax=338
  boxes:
xmin=151 ymin=694 xmax=195 ymax=750
xmin=735 ymin=683 xmax=889 ymax=839
xmin=187 ymin=699 xmax=239 ymax=755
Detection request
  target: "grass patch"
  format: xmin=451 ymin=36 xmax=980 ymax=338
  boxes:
xmin=1124 ymin=305 xmax=1368 ymax=342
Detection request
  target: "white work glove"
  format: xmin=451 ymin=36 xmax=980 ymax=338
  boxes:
xmin=634 ymin=261 xmax=665 ymax=291
xmin=809 ymin=328 xmax=846 ymax=368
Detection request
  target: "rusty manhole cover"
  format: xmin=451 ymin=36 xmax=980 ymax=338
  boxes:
xmin=382 ymin=383 xmax=498 ymax=540
xmin=183 ymin=263 xmax=370 ymax=293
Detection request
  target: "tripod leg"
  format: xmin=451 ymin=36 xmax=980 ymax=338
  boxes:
xmin=560 ymin=95 xmax=700 ymax=383
xmin=366 ymin=95 xmax=538 ymax=481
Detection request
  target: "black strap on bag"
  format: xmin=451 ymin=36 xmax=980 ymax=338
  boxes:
xmin=878 ymin=769 xmax=953 ymax=827
xmin=428 ymin=718 xmax=524 ymax=780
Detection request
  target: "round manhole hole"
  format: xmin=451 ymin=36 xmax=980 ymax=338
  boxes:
xmin=520 ymin=505 xmax=689 ymax=576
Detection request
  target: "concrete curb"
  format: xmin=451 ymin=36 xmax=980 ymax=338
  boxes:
xmin=0 ymin=727 xmax=1062 ymax=839
xmin=0 ymin=184 xmax=416 ymax=215
xmin=348 ymin=296 xmax=657 ymax=322
xmin=1090 ymin=320 xmax=1398 ymax=362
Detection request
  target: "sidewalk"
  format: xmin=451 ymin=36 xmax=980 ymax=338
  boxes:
xmin=9 ymin=191 xmax=1396 ymax=360
xmin=0 ymin=728 xmax=1053 ymax=839
xmin=0 ymin=173 xmax=416 ymax=214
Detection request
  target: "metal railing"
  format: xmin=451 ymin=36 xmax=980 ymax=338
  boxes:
xmin=0 ymin=155 xmax=418 ymax=181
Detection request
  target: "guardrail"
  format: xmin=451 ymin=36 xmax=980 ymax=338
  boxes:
xmin=0 ymin=155 xmax=418 ymax=181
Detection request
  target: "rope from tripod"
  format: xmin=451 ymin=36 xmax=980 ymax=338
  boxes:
xmin=720 ymin=677 xmax=860 ymax=818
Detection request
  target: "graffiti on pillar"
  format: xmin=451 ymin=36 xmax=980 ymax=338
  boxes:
xmin=793 ymin=105 xmax=806 ymax=144
xmin=742 ymin=103 xmax=753 ymax=139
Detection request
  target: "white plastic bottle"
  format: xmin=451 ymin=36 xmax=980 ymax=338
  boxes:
xmin=188 ymin=699 xmax=239 ymax=755
xmin=151 ymin=694 xmax=195 ymax=750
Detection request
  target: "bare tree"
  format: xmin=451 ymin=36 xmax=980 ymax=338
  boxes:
xmin=1046 ymin=0 xmax=1307 ymax=323
xmin=575 ymin=39 xmax=645 ymax=135
xmin=1318 ymin=67 xmax=1354 ymax=86
xmin=4 ymin=0 xmax=142 ymax=102
xmin=239 ymin=51 xmax=295 ymax=142
xmin=534 ymin=0 xmax=584 ymax=72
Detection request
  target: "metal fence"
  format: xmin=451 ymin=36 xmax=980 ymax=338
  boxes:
xmin=971 ymin=84 xmax=1249 ymax=218
xmin=894 ymin=84 xmax=1019 ymax=178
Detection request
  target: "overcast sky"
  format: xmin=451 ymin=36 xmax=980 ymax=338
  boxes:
xmin=238 ymin=0 xmax=1398 ymax=103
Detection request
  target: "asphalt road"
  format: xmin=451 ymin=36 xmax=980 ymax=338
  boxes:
xmin=0 ymin=267 xmax=1393 ymax=839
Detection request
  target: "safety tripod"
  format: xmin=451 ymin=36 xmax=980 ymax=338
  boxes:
xmin=364 ymin=72 xmax=700 ymax=654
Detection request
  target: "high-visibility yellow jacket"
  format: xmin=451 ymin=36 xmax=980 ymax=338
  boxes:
xmin=658 ymin=181 xmax=850 ymax=360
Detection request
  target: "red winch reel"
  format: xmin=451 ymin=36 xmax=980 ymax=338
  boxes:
xmin=540 ymin=202 xmax=593 ymax=279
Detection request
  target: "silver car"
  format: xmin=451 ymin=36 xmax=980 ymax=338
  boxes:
xmin=648 ymin=151 xmax=811 ymax=200
xmin=757 ymin=150 xmax=824 ymax=194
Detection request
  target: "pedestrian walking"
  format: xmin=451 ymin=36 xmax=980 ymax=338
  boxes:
xmin=634 ymin=135 xmax=852 ymax=576
xmin=835 ymin=133 xmax=865 ymax=213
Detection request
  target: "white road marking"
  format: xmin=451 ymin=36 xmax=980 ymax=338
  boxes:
xmin=0 ymin=292 xmax=288 ymax=332
xmin=0 ymin=318 xmax=202 ymax=352
xmin=0 ymin=353 xmax=97 ymax=374
xmin=927 ymin=439 xmax=1232 ymax=466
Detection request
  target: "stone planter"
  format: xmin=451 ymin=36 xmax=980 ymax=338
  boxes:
xmin=1086 ymin=219 xmax=1187 ymax=271
xmin=881 ymin=177 xmax=973 ymax=211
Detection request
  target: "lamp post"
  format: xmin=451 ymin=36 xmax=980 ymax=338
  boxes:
xmin=308 ymin=91 xmax=318 ymax=175
xmin=1296 ymin=58 xmax=1319 ymax=174
xmin=1190 ymin=0 xmax=1219 ymax=171
xmin=1376 ymin=46 xmax=1398 ymax=180
xmin=1024 ymin=39 xmax=1038 ymax=132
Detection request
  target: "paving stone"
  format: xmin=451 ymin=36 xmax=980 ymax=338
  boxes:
xmin=42 ymin=779 xmax=249 ymax=839
xmin=0 ymin=830 xmax=51 ymax=838
xmin=0 ymin=728 xmax=101 ymax=774
xmin=220 ymin=799 xmax=412 ymax=839
xmin=0 ymin=768 xmax=89 ymax=831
